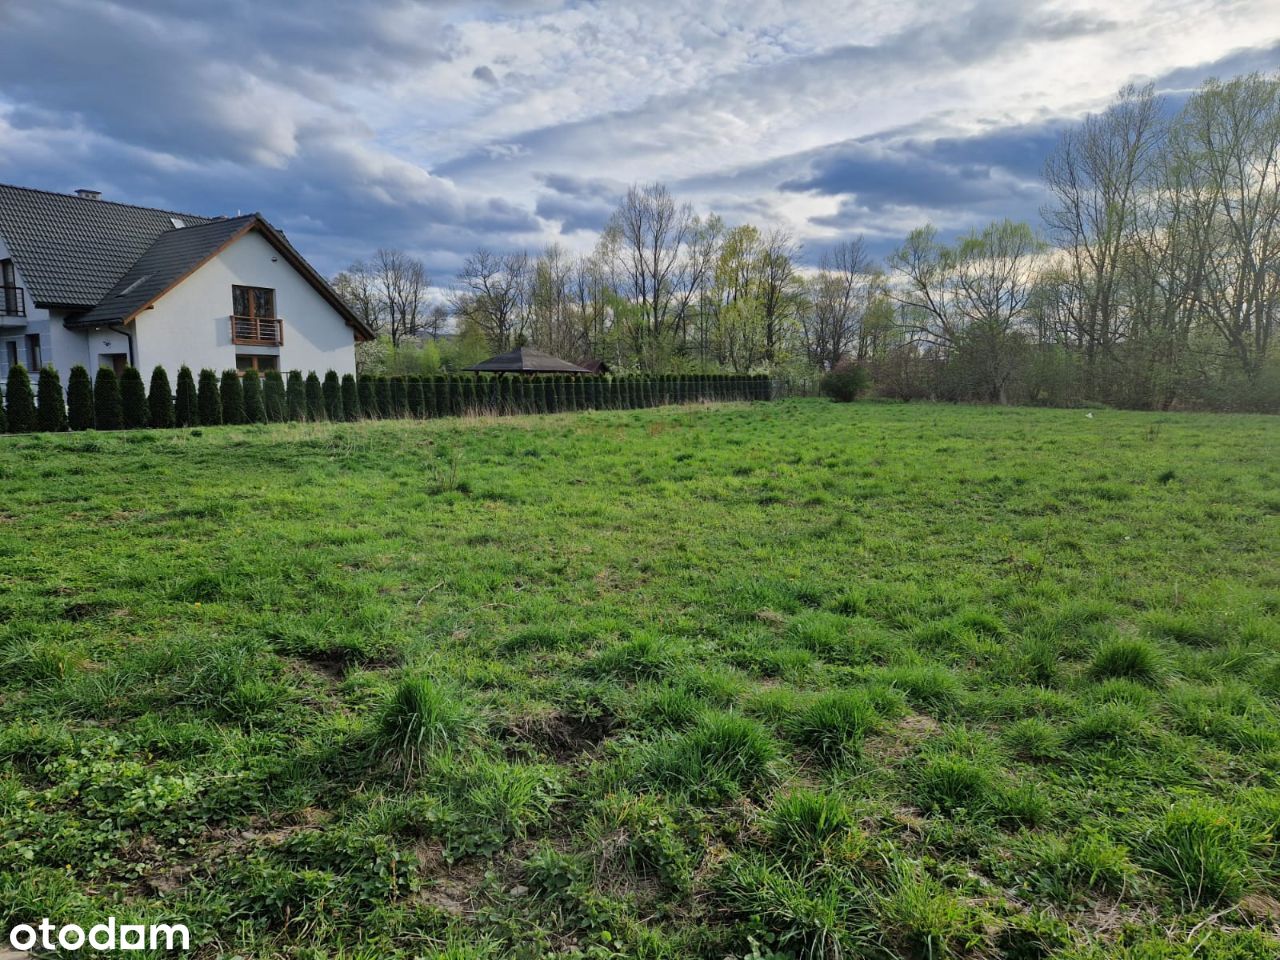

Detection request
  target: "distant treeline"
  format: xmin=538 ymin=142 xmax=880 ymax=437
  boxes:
xmin=0 ymin=363 xmax=772 ymax=434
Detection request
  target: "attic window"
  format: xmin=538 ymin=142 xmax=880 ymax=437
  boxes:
xmin=170 ymin=217 xmax=186 ymax=229
xmin=117 ymin=274 xmax=150 ymax=297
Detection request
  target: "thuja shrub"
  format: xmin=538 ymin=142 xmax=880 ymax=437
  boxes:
xmin=407 ymin=376 xmax=424 ymax=418
xmin=341 ymin=373 xmax=360 ymax=421
xmin=37 ymin=366 xmax=67 ymax=433
xmin=263 ymin=370 xmax=286 ymax=422
xmin=148 ymin=366 xmax=174 ymax=428
xmin=175 ymin=366 xmax=197 ymax=426
xmin=94 ymin=366 xmax=124 ymax=430
xmin=242 ymin=369 xmax=267 ymax=423
xmin=285 ymin=370 xmax=306 ymax=421
xmin=197 ymin=369 xmax=222 ymax=425
xmin=119 ymin=366 xmax=148 ymax=429
xmin=357 ymin=376 xmax=377 ymax=418
xmin=374 ymin=376 xmax=392 ymax=419
xmin=392 ymin=376 xmax=409 ymax=417
xmin=304 ymin=372 xmax=324 ymax=421
xmin=5 ymin=364 xmax=35 ymax=433
xmin=323 ymin=370 xmax=342 ymax=420
xmin=220 ymin=369 xmax=246 ymax=425
xmin=68 ymin=365 xmax=94 ymax=430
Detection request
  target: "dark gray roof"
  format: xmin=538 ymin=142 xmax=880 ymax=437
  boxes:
xmin=75 ymin=215 xmax=257 ymax=325
xmin=467 ymin=346 xmax=592 ymax=373
xmin=0 ymin=183 xmax=214 ymax=308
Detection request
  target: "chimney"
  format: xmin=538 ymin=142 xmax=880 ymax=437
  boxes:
xmin=75 ymin=188 xmax=102 ymax=200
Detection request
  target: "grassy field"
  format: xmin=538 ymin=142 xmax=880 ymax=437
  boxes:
xmin=1 ymin=399 xmax=1278 ymax=959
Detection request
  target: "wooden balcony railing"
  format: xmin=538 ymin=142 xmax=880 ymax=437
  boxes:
xmin=1 ymin=285 xmax=25 ymax=318
xmin=230 ymin=315 xmax=283 ymax=346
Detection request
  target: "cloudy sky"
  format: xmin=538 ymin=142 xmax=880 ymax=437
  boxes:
xmin=2 ymin=0 xmax=1278 ymax=281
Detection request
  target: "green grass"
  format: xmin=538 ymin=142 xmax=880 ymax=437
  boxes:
xmin=1 ymin=399 xmax=1278 ymax=959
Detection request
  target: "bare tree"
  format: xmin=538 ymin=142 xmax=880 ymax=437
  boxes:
xmin=371 ymin=249 xmax=429 ymax=347
xmin=455 ymin=248 xmax=529 ymax=351
xmin=801 ymin=238 xmax=877 ymax=369
xmin=330 ymin=261 xmax=384 ymax=337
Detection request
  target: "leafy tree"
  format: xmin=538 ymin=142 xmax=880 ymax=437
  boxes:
xmin=220 ymin=370 xmax=246 ymax=424
xmin=263 ymin=370 xmax=286 ymax=422
xmin=67 ymin=366 xmax=94 ymax=430
xmin=242 ymin=369 xmax=266 ymax=423
xmin=341 ymin=373 xmax=360 ymax=421
xmin=285 ymin=371 xmax=306 ymax=421
xmin=5 ymin=365 xmax=35 ymax=433
xmin=148 ymin=366 xmax=174 ymax=428
xmin=305 ymin=372 xmax=324 ymax=421
xmin=37 ymin=367 xmax=67 ymax=432
xmin=94 ymin=367 xmax=124 ymax=430
xmin=175 ymin=366 xmax=197 ymax=427
xmin=323 ymin=370 xmax=342 ymax=420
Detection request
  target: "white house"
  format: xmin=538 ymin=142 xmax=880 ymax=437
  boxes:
xmin=0 ymin=183 xmax=373 ymax=389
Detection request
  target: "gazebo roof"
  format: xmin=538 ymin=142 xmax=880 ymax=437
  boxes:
xmin=466 ymin=346 xmax=592 ymax=374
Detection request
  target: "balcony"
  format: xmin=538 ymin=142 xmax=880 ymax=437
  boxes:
xmin=2 ymin=285 xmax=26 ymax=319
xmin=230 ymin=314 xmax=283 ymax=346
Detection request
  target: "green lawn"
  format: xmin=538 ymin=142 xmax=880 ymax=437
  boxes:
xmin=1 ymin=400 xmax=1278 ymax=959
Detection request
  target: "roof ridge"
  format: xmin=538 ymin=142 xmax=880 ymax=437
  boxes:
xmin=0 ymin=181 xmax=215 ymax=222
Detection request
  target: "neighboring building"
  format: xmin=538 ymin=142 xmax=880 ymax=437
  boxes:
xmin=466 ymin=346 xmax=592 ymax=376
xmin=0 ymin=183 xmax=373 ymax=388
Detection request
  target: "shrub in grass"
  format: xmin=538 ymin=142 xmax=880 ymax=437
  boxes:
xmin=305 ymin=372 xmax=324 ymax=420
xmin=881 ymin=861 xmax=982 ymax=960
xmin=588 ymin=633 xmax=678 ymax=682
xmin=1143 ymin=610 xmax=1223 ymax=647
xmin=819 ymin=360 xmax=870 ymax=402
xmin=916 ymin=755 xmax=999 ymax=816
xmin=784 ymin=690 xmax=881 ymax=764
xmin=586 ymin=791 xmax=692 ymax=890
xmin=879 ymin=664 xmax=964 ymax=714
xmin=322 ymin=370 xmax=342 ymax=420
xmin=5 ymin=364 xmax=35 ymax=432
xmin=357 ymin=376 xmax=376 ymax=418
xmin=1066 ymin=702 xmax=1147 ymax=748
xmin=147 ymin=365 xmax=174 ymax=428
xmin=220 ymin=369 xmax=246 ymax=424
xmin=1022 ymin=830 xmax=1136 ymax=900
xmin=373 ymin=676 xmax=475 ymax=781
xmin=762 ymin=788 xmax=863 ymax=864
xmin=120 ymin=366 xmax=148 ymax=429
xmin=635 ymin=685 xmax=703 ymax=730
xmin=1002 ymin=717 xmax=1062 ymax=761
xmin=263 ymin=369 xmax=285 ymax=422
xmin=718 ymin=854 xmax=851 ymax=959
xmin=196 ymin=369 xmax=221 ymax=425
xmin=1142 ymin=799 xmax=1250 ymax=906
xmin=93 ymin=366 xmax=124 ymax=430
xmin=285 ymin=370 xmax=306 ymax=421
xmin=67 ymin=365 xmax=94 ymax=430
xmin=445 ymin=758 xmax=559 ymax=859
xmin=645 ymin=711 xmax=778 ymax=798
xmin=36 ymin=366 xmax=67 ymax=432
xmin=1089 ymin=637 xmax=1164 ymax=685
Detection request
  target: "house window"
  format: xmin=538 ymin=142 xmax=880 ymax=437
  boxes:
xmin=25 ymin=334 xmax=41 ymax=371
xmin=4 ymin=341 xmax=17 ymax=371
xmin=233 ymin=285 xmax=275 ymax=321
xmin=1 ymin=260 xmax=21 ymax=316
xmin=236 ymin=354 xmax=278 ymax=373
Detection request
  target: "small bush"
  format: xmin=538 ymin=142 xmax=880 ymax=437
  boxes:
xmin=67 ymin=365 xmax=94 ymax=430
xmin=174 ymin=365 xmax=197 ymax=427
xmin=197 ymin=369 xmax=222 ymax=425
xmin=645 ymin=711 xmax=779 ymax=798
xmin=341 ymin=373 xmax=360 ymax=421
xmin=148 ymin=366 xmax=174 ymax=428
xmin=1089 ymin=638 xmax=1164 ymax=685
xmin=93 ymin=366 xmax=124 ymax=430
xmin=219 ymin=369 xmax=246 ymax=424
xmin=5 ymin=364 xmax=35 ymax=432
xmin=1142 ymin=800 xmax=1250 ymax=906
xmin=784 ymin=690 xmax=880 ymax=763
xmin=819 ymin=361 xmax=871 ymax=402
xmin=305 ymin=372 xmax=324 ymax=421
xmin=373 ymin=677 xmax=475 ymax=781
xmin=323 ymin=370 xmax=342 ymax=420
xmin=285 ymin=370 xmax=306 ymax=421
xmin=262 ymin=369 xmax=285 ymax=422
xmin=36 ymin=367 xmax=67 ymax=433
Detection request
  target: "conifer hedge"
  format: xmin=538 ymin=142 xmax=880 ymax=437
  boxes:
xmin=357 ymin=376 xmax=376 ymax=419
xmin=68 ymin=366 xmax=94 ymax=430
xmin=220 ymin=370 xmax=246 ymax=425
xmin=149 ymin=366 xmax=175 ymax=429
xmin=342 ymin=373 xmax=360 ymax=421
xmin=5 ymin=365 xmax=35 ymax=433
xmin=94 ymin=367 xmax=124 ymax=430
xmin=175 ymin=366 xmax=197 ymax=427
xmin=120 ymin=367 xmax=148 ymax=429
xmin=37 ymin=367 xmax=67 ymax=433
xmin=304 ymin=372 xmax=324 ymax=421
xmin=242 ymin=369 xmax=267 ymax=423
xmin=198 ymin=369 xmax=222 ymax=425
xmin=323 ymin=371 xmax=342 ymax=420
xmin=264 ymin=370 xmax=286 ymax=422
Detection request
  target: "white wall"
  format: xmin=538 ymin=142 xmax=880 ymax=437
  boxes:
xmin=127 ymin=229 xmax=358 ymax=377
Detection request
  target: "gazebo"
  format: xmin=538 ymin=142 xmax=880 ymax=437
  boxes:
xmin=466 ymin=346 xmax=592 ymax=376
